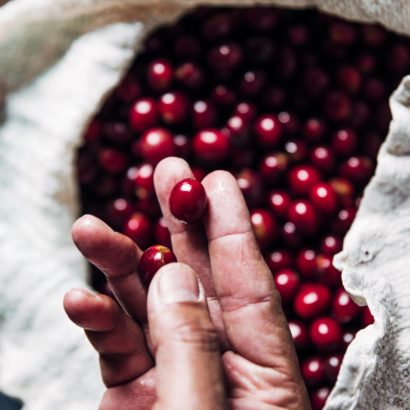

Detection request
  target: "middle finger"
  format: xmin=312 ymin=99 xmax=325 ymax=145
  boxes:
xmin=154 ymin=157 xmax=227 ymax=345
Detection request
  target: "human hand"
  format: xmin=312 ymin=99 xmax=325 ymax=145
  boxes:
xmin=64 ymin=157 xmax=310 ymax=410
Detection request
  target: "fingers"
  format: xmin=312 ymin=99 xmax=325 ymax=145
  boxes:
xmin=71 ymin=215 xmax=147 ymax=323
xmin=64 ymin=289 xmax=153 ymax=387
xmin=99 ymin=368 xmax=157 ymax=410
xmin=153 ymin=157 xmax=215 ymax=297
xmin=154 ymin=158 xmax=227 ymax=346
xmin=202 ymin=171 xmax=300 ymax=373
xmin=148 ymin=263 xmax=227 ymax=410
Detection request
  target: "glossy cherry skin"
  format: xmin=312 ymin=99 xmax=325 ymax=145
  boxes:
xmin=245 ymin=7 xmax=278 ymax=31
xmin=332 ymin=128 xmax=357 ymax=157
xmin=104 ymin=121 xmax=132 ymax=145
xmin=173 ymin=34 xmax=201 ymax=59
xmin=211 ymin=84 xmax=236 ymax=106
xmin=362 ymin=306 xmax=375 ymax=326
xmin=388 ymin=43 xmax=410 ymax=73
xmin=274 ymin=269 xmax=300 ymax=303
xmin=225 ymin=115 xmax=250 ymax=146
xmin=266 ymin=250 xmax=292 ymax=272
xmin=158 ymin=92 xmax=190 ymax=125
xmin=193 ymin=100 xmax=217 ymax=129
xmin=251 ymin=209 xmax=277 ymax=250
xmin=268 ymin=191 xmax=291 ymax=218
xmin=137 ymin=245 xmax=177 ymax=287
xmin=302 ymin=357 xmax=325 ymax=386
xmin=169 ymin=178 xmax=208 ymax=224
xmin=342 ymin=331 xmax=355 ymax=349
xmin=329 ymin=22 xmax=357 ymax=45
xmin=259 ymin=152 xmax=289 ymax=184
xmin=310 ymin=317 xmax=342 ymax=352
xmin=329 ymin=178 xmax=355 ymax=208
xmin=288 ymin=320 xmax=309 ymax=351
xmin=208 ymin=42 xmax=243 ymax=71
xmin=310 ymin=146 xmax=335 ymax=173
xmin=105 ymin=198 xmax=135 ymax=227
xmin=333 ymin=289 xmax=360 ymax=323
xmin=304 ymin=118 xmax=326 ymax=142
xmin=191 ymin=167 xmax=206 ymax=182
xmin=138 ymin=128 xmax=175 ymax=164
xmin=284 ymin=139 xmax=308 ymax=163
xmin=337 ymin=65 xmax=362 ymax=94
xmin=77 ymin=149 xmax=97 ymax=184
xmin=287 ymin=24 xmax=309 ymax=46
xmin=309 ymin=182 xmax=338 ymax=214
xmin=294 ymin=283 xmax=331 ymax=319
xmin=287 ymin=200 xmax=319 ymax=236
xmin=238 ymin=70 xmax=266 ymax=96
xmin=339 ymin=156 xmax=374 ymax=186
xmin=132 ymin=163 xmax=155 ymax=199
xmin=201 ymin=11 xmax=234 ymax=41
xmin=331 ymin=207 xmax=357 ymax=235
xmin=324 ymin=90 xmax=351 ymax=122
xmin=115 ymin=76 xmax=142 ymax=103
xmin=84 ymin=120 xmax=102 ymax=144
xmin=316 ymin=254 xmax=342 ymax=288
xmin=233 ymin=102 xmax=257 ymax=122
xmin=296 ymin=249 xmax=318 ymax=279
xmin=175 ymin=62 xmax=204 ymax=89
xmin=236 ymin=168 xmax=264 ymax=208
xmin=278 ymin=111 xmax=299 ymax=133
xmin=310 ymin=386 xmax=331 ymax=410
xmin=362 ymin=25 xmax=387 ymax=48
xmin=129 ymin=97 xmax=158 ymax=132
xmin=254 ymin=114 xmax=283 ymax=148
xmin=320 ymin=235 xmax=343 ymax=255
xmin=193 ymin=129 xmax=230 ymax=163
xmin=154 ymin=216 xmax=172 ymax=248
xmin=147 ymin=59 xmax=173 ymax=92
xmin=98 ymin=148 xmax=128 ymax=174
xmin=173 ymin=134 xmax=191 ymax=159
xmin=121 ymin=166 xmax=139 ymax=197
xmin=288 ymin=165 xmax=320 ymax=196
xmin=123 ymin=212 xmax=152 ymax=249
xmin=281 ymin=221 xmax=302 ymax=249
xmin=324 ymin=354 xmax=343 ymax=383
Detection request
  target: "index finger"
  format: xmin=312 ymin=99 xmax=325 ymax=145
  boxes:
xmin=71 ymin=215 xmax=148 ymax=324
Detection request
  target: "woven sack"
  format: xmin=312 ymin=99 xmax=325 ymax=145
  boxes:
xmin=0 ymin=1 xmax=409 ymax=409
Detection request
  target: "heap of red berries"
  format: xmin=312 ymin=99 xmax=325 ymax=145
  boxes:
xmin=77 ymin=6 xmax=408 ymax=408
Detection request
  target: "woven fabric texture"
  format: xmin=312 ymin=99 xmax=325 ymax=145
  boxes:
xmin=0 ymin=1 xmax=409 ymax=409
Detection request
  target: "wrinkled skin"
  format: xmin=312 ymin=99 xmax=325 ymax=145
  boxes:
xmin=64 ymin=157 xmax=310 ymax=410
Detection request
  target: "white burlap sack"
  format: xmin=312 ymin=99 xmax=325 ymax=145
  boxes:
xmin=0 ymin=1 xmax=409 ymax=409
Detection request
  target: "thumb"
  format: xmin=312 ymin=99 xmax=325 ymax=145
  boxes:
xmin=148 ymin=263 xmax=227 ymax=410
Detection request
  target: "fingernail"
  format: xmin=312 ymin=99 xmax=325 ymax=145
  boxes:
xmin=158 ymin=266 xmax=200 ymax=304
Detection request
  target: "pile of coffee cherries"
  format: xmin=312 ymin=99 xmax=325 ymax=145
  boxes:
xmin=77 ymin=7 xmax=410 ymax=408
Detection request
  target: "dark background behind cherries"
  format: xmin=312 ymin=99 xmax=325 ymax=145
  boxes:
xmin=76 ymin=6 xmax=410 ymax=409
